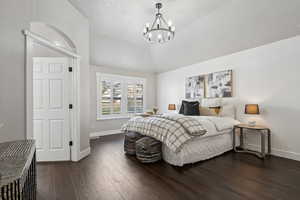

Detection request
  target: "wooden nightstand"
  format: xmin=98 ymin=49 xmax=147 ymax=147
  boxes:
xmin=233 ymin=124 xmax=271 ymax=158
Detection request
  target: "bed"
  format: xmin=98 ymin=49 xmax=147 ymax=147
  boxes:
xmin=122 ymin=114 xmax=240 ymax=166
xmin=163 ymin=127 xmax=238 ymax=166
xmin=163 ymin=114 xmax=240 ymax=166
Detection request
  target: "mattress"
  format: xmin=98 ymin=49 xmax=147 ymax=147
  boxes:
xmin=162 ymin=130 xmax=239 ymax=166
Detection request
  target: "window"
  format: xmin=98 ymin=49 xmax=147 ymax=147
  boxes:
xmin=127 ymin=83 xmax=144 ymax=114
xmin=97 ymin=73 xmax=146 ymax=120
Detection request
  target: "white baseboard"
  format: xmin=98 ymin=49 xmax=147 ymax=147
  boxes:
xmin=79 ymin=147 xmax=91 ymax=161
xmin=90 ymin=129 xmax=121 ymax=139
xmin=246 ymin=143 xmax=300 ymax=162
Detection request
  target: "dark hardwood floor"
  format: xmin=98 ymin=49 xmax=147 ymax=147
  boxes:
xmin=37 ymin=134 xmax=300 ymax=200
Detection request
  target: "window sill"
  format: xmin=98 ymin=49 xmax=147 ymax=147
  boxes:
xmin=96 ymin=113 xmax=145 ymax=121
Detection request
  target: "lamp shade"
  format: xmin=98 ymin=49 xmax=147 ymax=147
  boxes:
xmin=245 ymin=104 xmax=260 ymax=114
xmin=168 ymin=104 xmax=176 ymax=110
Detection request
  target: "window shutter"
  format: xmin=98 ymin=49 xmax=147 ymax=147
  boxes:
xmin=112 ymin=82 xmax=122 ymax=114
xmin=127 ymin=83 xmax=144 ymax=114
xmin=135 ymin=83 xmax=144 ymax=113
xmin=101 ymin=80 xmax=111 ymax=115
xmin=127 ymin=83 xmax=136 ymax=113
xmin=97 ymin=73 xmax=145 ymax=119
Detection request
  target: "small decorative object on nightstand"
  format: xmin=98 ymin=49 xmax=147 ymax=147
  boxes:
xmin=153 ymin=107 xmax=159 ymax=115
xmin=233 ymin=124 xmax=271 ymax=159
xmin=245 ymin=104 xmax=260 ymax=126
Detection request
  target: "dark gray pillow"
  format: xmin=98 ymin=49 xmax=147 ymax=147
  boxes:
xmin=179 ymin=101 xmax=185 ymax=114
xmin=179 ymin=100 xmax=200 ymax=116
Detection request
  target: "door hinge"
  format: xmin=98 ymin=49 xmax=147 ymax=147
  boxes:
xmin=69 ymin=104 xmax=73 ymax=109
xmin=68 ymin=67 xmax=73 ymax=72
xmin=69 ymin=141 xmax=73 ymax=146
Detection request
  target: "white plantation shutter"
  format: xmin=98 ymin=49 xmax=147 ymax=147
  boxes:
xmin=101 ymin=80 xmax=111 ymax=115
xmin=97 ymin=73 xmax=146 ymax=119
xmin=100 ymin=80 xmax=122 ymax=115
xmin=112 ymin=82 xmax=122 ymax=114
xmin=127 ymin=83 xmax=144 ymax=114
xmin=135 ymin=83 xmax=144 ymax=113
xmin=127 ymin=83 xmax=135 ymax=113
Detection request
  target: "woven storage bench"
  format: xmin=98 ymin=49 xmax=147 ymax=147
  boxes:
xmin=136 ymin=137 xmax=162 ymax=163
xmin=124 ymin=131 xmax=144 ymax=155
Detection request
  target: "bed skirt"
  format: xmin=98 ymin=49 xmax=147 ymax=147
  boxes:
xmin=162 ymin=132 xmax=239 ymax=166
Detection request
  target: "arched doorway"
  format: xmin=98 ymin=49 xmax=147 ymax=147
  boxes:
xmin=24 ymin=22 xmax=81 ymax=161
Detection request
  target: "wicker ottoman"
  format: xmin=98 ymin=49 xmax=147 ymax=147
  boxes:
xmin=136 ymin=137 xmax=162 ymax=163
xmin=124 ymin=131 xmax=144 ymax=155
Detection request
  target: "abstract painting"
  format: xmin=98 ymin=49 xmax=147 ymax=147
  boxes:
xmin=185 ymin=75 xmax=205 ymax=99
xmin=205 ymin=70 xmax=232 ymax=98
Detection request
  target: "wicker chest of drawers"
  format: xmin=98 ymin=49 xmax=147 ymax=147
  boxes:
xmin=0 ymin=140 xmax=36 ymax=200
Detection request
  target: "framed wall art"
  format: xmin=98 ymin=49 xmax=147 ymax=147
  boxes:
xmin=205 ymin=70 xmax=233 ymax=98
xmin=185 ymin=75 xmax=205 ymax=99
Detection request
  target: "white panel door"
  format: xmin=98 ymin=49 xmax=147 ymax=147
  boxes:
xmin=33 ymin=57 xmax=71 ymax=161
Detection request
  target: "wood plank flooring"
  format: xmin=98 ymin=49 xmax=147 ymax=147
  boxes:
xmin=37 ymin=134 xmax=300 ymax=200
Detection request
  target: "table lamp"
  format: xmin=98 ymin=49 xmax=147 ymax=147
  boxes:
xmin=245 ymin=104 xmax=260 ymax=127
xmin=168 ymin=104 xmax=176 ymax=112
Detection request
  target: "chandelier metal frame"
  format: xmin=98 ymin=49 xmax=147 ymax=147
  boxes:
xmin=143 ymin=3 xmax=175 ymax=44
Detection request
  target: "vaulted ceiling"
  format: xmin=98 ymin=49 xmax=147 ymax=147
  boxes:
xmin=69 ymin=0 xmax=300 ymax=73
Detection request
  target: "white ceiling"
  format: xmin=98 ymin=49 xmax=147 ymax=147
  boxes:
xmin=69 ymin=0 xmax=300 ymax=73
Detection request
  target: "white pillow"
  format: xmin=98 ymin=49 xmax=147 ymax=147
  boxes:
xmin=219 ymin=104 xmax=235 ymax=119
xmin=201 ymin=98 xmax=222 ymax=107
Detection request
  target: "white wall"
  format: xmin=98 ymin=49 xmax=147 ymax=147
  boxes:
xmin=0 ymin=0 xmax=34 ymax=142
xmin=90 ymin=30 xmax=154 ymax=73
xmin=31 ymin=43 xmax=64 ymax=57
xmin=90 ymin=65 xmax=156 ymax=135
xmin=157 ymin=35 xmax=300 ymax=161
xmin=0 ymin=0 xmax=90 ymax=153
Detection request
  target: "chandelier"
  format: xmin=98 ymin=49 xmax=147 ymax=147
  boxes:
xmin=143 ymin=3 xmax=175 ymax=44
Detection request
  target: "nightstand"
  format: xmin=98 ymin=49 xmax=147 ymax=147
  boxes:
xmin=233 ymin=124 xmax=271 ymax=158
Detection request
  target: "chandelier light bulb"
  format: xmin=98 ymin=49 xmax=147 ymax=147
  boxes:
xmin=168 ymin=20 xmax=172 ymax=27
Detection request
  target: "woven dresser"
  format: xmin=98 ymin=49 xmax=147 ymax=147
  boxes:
xmin=0 ymin=140 xmax=36 ymax=200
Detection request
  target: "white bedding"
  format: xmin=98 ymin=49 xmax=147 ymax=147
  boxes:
xmin=162 ymin=116 xmax=240 ymax=166
xmin=189 ymin=116 xmax=239 ymax=135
